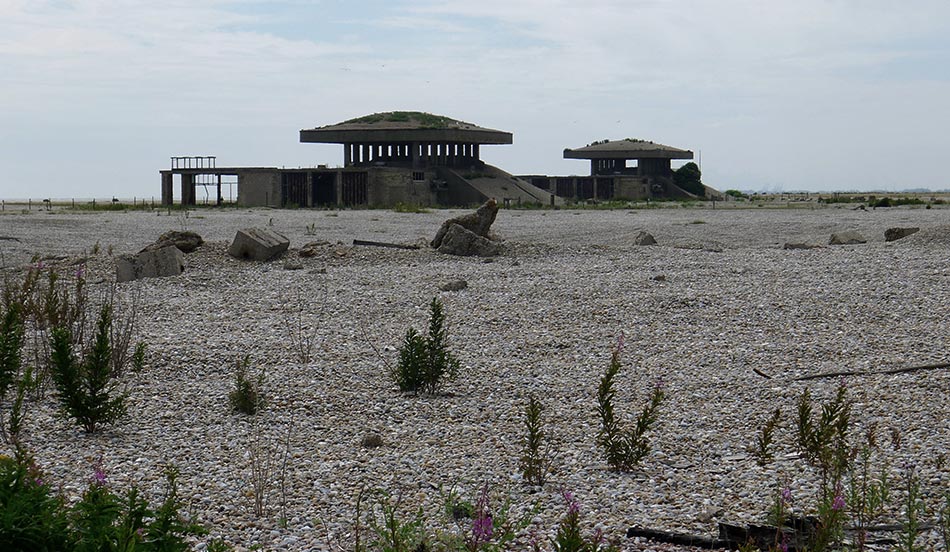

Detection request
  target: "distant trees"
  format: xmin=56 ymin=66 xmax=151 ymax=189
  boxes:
xmin=673 ymin=162 xmax=704 ymax=197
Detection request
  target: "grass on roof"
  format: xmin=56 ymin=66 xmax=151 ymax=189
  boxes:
xmin=344 ymin=111 xmax=458 ymax=129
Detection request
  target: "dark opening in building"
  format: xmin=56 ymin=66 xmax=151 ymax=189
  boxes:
xmin=311 ymin=172 xmax=336 ymax=206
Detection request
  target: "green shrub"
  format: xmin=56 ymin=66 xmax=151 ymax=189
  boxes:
xmin=520 ymin=395 xmax=553 ymax=487
xmin=228 ymin=356 xmax=265 ymax=415
xmin=595 ymin=342 xmax=663 ymax=472
xmin=391 ymin=298 xmax=460 ymax=395
xmin=0 ymin=300 xmax=24 ymax=400
xmin=49 ymin=305 xmax=127 ymax=433
xmin=673 ymin=162 xmax=704 ymax=197
xmin=0 ymin=451 xmax=70 ymax=550
xmin=131 ymin=342 xmax=147 ymax=372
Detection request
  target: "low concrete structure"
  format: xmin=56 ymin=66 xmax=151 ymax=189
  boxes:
xmin=160 ymin=112 xmax=557 ymax=208
xmin=116 ymin=246 xmax=184 ymax=282
xmin=520 ymin=138 xmax=714 ymax=202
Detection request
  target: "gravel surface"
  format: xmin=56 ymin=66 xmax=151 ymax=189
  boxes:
xmin=1 ymin=205 xmax=949 ymax=551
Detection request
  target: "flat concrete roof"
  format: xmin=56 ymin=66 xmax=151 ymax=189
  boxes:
xmin=564 ymin=139 xmax=693 ymax=160
xmin=300 ymin=111 xmax=512 ymax=145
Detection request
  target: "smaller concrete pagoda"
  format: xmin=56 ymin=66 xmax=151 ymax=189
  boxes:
xmin=563 ymin=138 xmax=693 ymax=178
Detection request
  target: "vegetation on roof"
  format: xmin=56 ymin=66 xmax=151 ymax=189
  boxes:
xmin=585 ymin=138 xmax=655 ymax=147
xmin=343 ymin=111 xmax=463 ymax=129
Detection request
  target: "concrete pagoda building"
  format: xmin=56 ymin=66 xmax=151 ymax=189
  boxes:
xmin=521 ymin=138 xmax=707 ymax=201
xmin=160 ymin=111 xmax=557 ymax=208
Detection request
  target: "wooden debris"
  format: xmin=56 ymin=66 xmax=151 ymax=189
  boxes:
xmin=352 ymin=239 xmax=420 ymax=250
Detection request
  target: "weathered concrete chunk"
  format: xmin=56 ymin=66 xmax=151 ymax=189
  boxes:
xmin=440 ymin=279 xmax=468 ymax=292
xmin=142 ymin=230 xmax=204 ymax=254
xmin=784 ymin=242 xmax=822 ymax=250
xmin=437 ymin=224 xmax=501 ymax=257
xmin=633 ymin=231 xmax=657 ymax=246
xmin=431 ymin=199 xmax=498 ymax=249
xmin=228 ymin=227 xmax=290 ymax=261
xmin=829 ymin=230 xmax=866 ymax=245
xmin=116 ymin=245 xmax=184 ymax=283
xmin=884 ymin=227 xmax=920 ymax=242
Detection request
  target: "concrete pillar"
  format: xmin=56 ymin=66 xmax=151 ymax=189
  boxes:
xmin=473 ymin=144 xmax=480 ymax=161
xmin=344 ymin=144 xmax=352 ymax=167
xmin=360 ymin=144 xmax=367 ymax=164
xmin=216 ymin=174 xmax=223 ymax=205
xmin=161 ymin=173 xmax=173 ymax=205
xmin=181 ymin=174 xmax=196 ymax=206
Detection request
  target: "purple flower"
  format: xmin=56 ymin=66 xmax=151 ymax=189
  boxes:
xmin=75 ymin=265 xmax=85 ymax=279
xmin=781 ymin=486 xmax=792 ymax=504
xmin=562 ymin=490 xmax=581 ymax=515
xmin=616 ymin=332 xmax=626 ymax=352
xmin=780 ymin=534 xmax=789 ymax=552
xmin=832 ymin=493 xmax=845 ymax=511
xmin=473 ymin=514 xmax=493 ymax=543
xmin=92 ymin=458 xmax=107 ymax=486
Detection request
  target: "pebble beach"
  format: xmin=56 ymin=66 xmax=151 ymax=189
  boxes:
xmin=1 ymin=204 xmax=949 ymax=551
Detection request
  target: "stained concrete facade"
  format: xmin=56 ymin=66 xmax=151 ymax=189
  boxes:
xmin=160 ymin=112 xmax=557 ymax=208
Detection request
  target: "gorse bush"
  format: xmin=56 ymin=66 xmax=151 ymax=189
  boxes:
xmin=392 ymin=298 xmax=460 ymax=395
xmin=49 ymin=304 xmax=127 ymax=433
xmin=595 ymin=339 xmax=663 ymax=472
xmin=228 ymin=356 xmax=265 ymax=415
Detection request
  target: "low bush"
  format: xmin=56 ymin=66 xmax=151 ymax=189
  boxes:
xmin=391 ymin=298 xmax=460 ymax=395
xmin=228 ymin=356 xmax=265 ymax=415
xmin=595 ymin=339 xmax=663 ymax=472
xmin=49 ymin=304 xmax=127 ymax=433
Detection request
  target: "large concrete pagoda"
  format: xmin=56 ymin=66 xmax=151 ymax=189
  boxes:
xmin=300 ymin=111 xmax=513 ymax=169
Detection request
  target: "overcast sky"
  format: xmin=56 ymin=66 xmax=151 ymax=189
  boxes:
xmin=2 ymin=0 xmax=949 ymax=199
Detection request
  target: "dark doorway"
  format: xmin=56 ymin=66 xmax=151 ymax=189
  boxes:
xmin=596 ymin=178 xmax=614 ymax=200
xmin=341 ymin=172 xmax=368 ymax=206
xmin=311 ymin=172 xmax=337 ymax=206
xmin=281 ymin=172 xmax=308 ymax=207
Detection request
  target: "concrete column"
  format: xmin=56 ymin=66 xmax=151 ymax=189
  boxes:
xmin=344 ymin=144 xmax=352 ymax=167
xmin=360 ymin=144 xmax=367 ymax=164
xmin=161 ymin=173 xmax=173 ymax=205
xmin=216 ymin=174 xmax=223 ymax=205
xmin=473 ymin=144 xmax=480 ymax=161
xmin=181 ymin=174 xmax=196 ymax=206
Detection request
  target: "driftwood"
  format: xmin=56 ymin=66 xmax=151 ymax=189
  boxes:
xmin=351 ymin=239 xmax=420 ymax=250
xmin=795 ymin=361 xmax=950 ymax=381
xmin=628 ymin=518 xmax=929 ymax=550
xmin=0 ymin=236 xmax=20 ymax=241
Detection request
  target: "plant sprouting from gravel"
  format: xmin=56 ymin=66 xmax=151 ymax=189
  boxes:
xmin=520 ymin=394 xmax=555 ymax=487
xmin=131 ymin=341 xmax=147 ymax=372
xmin=49 ymin=304 xmax=127 ymax=433
xmin=391 ymin=297 xmax=460 ymax=395
xmin=750 ymin=407 xmax=782 ymax=467
xmin=548 ymin=491 xmax=618 ymax=552
xmin=595 ymin=337 xmax=663 ymax=472
xmin=896 ymin=465 xmax=926 ymax=552
xmin=228 ymin=356 xmax=265 ymax=415
xmin=796 ymin=383 xmax=852 ymax=501
xmin=0 ymin=298 xmax=25 ymax=401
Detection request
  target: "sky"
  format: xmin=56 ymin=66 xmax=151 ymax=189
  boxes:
xmin=1 ymin=0 xmax=949 ymax=199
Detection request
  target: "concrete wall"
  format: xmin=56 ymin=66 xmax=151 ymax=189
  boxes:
xmin=238 ymin=172 xmax=280 ymax=207
xmin=366 ymin=169 xmax=438 ymax=206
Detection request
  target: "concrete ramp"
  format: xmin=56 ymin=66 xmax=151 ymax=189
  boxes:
xmin=446 ymin=166 xmax=563 ymax=206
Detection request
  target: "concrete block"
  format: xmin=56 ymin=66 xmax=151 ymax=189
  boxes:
xmin=116 ymin=245 xmax=184 ymax=283
xmin=437 ymin=223 xmax=500 ymax=257
xmin=228 ymin=227 xmax=290 ymax=261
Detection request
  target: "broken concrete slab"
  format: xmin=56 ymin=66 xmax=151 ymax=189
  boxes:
xmin=228 ymin=227 xmax=290 ymax=261
xmin=884 ymin=227 xmax=920 ymax=242
xmin=142 ymin=230 xmax=204 ymax=254
xmin=116 ymin=245 xmax=184 ymax=283
xmin=431 ymin=199 xmax=498 ymax=249
xmin=437 ymin=223 xmax=501 ymax=257
xmin=633 ymin=231 xmax=657 ymax=246
xmin=829 ymin=230 xmax=867 ymax=245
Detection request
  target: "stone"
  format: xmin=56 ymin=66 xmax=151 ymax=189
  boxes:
xmin=298 ymin=240 xmax=329 ymax=258
xmin=829 ymin=230 xmax=867 ymax=245
xmin=783 ymin=242 xmax=821 ymax=250
xmin=885 ymin=227 xmax=920 ymax=242
xmin=283 ymin=260 xmax=303 ymax=270
xmin=437 ymin=224 xmax=501 ymax=257
xmin=142 ymin=230 xmax=203 ymax=254
xmin=360 ymin=433 xmax=384 ymax=448
xmin=116 ymin=245 xmax=184 ymax=282
xmin=652 ymin=274 xmax=667 ymax=282
xmin=228 ymin=227 xmax=289 ymax=261
xmin=440 ymin=279 xmax=468 ymax=292
xmin=431 ymin=199 xmax=498 ymax=248
xmin=633 ymin=231 xmax=657 ymax=246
